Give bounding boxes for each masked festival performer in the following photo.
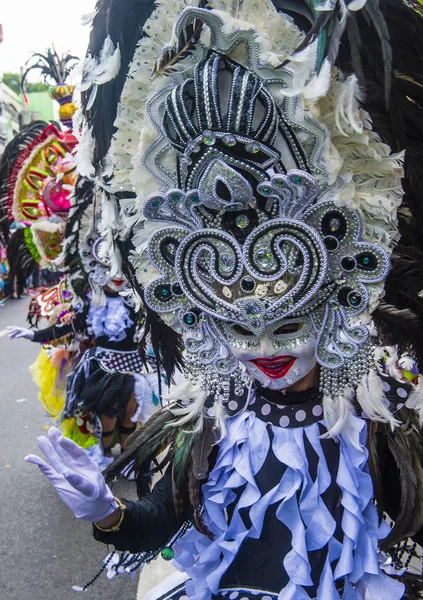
[9,214,160,469]
[25,0,423,598]
[0,53,101,445]
[21,179,99,450]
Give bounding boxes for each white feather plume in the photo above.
[75,125,95,177]
[356,368,400,429]
[334,74,364,136]
[80,37,121,111]
[321,385,362,448]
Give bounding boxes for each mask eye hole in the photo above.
[216,180,232,203]
[230,324,255,337]
[273,322,303,335]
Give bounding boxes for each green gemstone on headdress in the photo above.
[292,176,302,185]
[349,293,361,306]
[151,199,160,208]
[246,142,260,154]
[183,312,196,325]
[191,194,200,204]
[202,130,216,146]
[236,215,249,229]
[161,547,175,561]
[222,134,237,147]
[256,249,272,267]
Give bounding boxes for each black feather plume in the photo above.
[103,408,176,483]
[366,419,384,519]
[381,429,417,548]
[141,305,184,383]
[62,177,94,299]
[372,303,423,372]
[7,229,37,291]
[191,419,215,481]
[82,0,157,167]
[21,47,78,92]
[362,0,392,107]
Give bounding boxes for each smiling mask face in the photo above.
[228,317,317,390]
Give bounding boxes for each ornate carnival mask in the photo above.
[81,229,112,289]
[97,5,402,401]
[80,228,129,298]
[137,25,393,399]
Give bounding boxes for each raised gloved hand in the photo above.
[25,428,118,522]
[7,326,35,340]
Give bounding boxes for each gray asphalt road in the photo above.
[0,298,139,600]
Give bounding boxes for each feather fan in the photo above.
[0,121,51,234]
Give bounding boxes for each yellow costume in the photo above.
[29,348,97,449]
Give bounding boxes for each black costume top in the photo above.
[93,384,416,599]
[32,289,138,351]
[32,290,145,420]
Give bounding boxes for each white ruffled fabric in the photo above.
[87,296,133,342]
[173,411,405,600]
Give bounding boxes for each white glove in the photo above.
[25,428,118,522]
[7,326,34,340]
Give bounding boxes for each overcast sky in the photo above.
[0,0,97,80]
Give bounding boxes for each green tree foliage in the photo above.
[25,82,48,93]
[2,73,48,95]
[2,72,20,94]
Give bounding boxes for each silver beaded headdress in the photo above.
[143,47,392,399]
[81,228,111,287]
[78,196,113,305]
[81,0,404,424]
